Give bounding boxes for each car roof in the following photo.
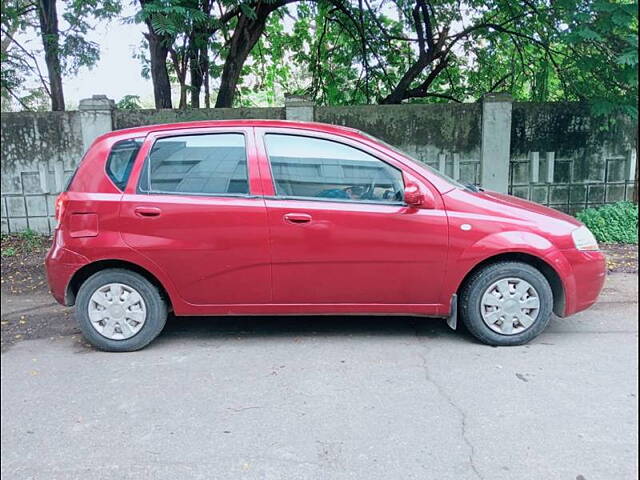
[89,118,457,195]
[99,119,362,142]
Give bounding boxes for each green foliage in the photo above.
[576,202,639,244]
[18,229,45,250]
[116,95,143,110]
[1,0,41,109]
[1,247,17,257]
[240,0,638,115]
[0,230,49,257]
[1,0,122,110]
[237,12,301,106]
[1,232,17,257]
[2,0,639,113]
[557,0,638,118]
[141,1,209,36]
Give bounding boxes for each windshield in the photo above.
[361,131,468,190]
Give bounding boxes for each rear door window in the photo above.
[139,133,248,196]
[106,139,143,190]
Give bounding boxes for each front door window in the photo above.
[264,134,404,203]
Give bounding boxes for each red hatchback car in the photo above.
[45,120,606,351]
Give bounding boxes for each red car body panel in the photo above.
[45,119,606,320]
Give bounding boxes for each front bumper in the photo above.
[562,249,607,316]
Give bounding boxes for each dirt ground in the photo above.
[1,233,52,295]
[601,243,639,274]
[1,233,637,351]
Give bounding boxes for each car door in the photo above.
[119,127,271,306]
[255,128,449,308]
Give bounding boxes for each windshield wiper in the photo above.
[464,183,482,193]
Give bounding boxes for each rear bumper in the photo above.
[45,232,89,306]
[561,249,607,316]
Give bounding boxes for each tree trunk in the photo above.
[179,84,187,109]
[380,59,427,104]
[215,55,245,108]
[146,29,173,108]
[189,34,202,108]
[169,49,188,109]
[140,0,172,109]
[203,46,210,108]
[215,1,292,108]
[37,0,64,111]
[145,29,172,108]
[634,136,638,204]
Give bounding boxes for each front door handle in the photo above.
[134,206,162,217]
[283,213,312,224]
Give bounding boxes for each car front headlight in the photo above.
[571,226,599,251]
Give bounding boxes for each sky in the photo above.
[62,7,154,107]
[12,3,409,110]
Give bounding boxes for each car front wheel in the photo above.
[75,269,168,352]
[459,261,553,346]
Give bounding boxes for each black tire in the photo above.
[75,268,167,352]
[459,261,553,346]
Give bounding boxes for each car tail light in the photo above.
[55,193,68,222]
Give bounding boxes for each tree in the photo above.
[1,0,121,111]
[116,94,143,109]
[138,0,301,109]
[215,0,300,107]
[1,1,44,109]
[277,0,637,116]
[138,0,176,108]
[555,0,638,117]
[5,0,636,113]
[37,0,65,110]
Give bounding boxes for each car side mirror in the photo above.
[404,183,422,205]
[404,183,436,209]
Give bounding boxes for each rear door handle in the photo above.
[283,213,312,224]
[134,206,162,217]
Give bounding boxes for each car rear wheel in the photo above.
[75,269,167,352]
[459,261,553,346]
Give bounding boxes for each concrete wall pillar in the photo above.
[545,151,556,184]
[480,93,513,193]
[78,94,115,151]
[529,152,540,184]
[284,94,314,122]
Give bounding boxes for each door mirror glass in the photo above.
[404,183,423,206]
[404,183,436,209]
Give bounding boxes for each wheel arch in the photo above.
[456,252,566,317]
[66,259,174,311]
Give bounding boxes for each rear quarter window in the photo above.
[106,139,143,190]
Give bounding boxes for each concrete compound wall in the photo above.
[1,111,84,234]
[113,106,285,129]
[315,102,483,185]
[1,94,636,234]
[508,102,637,214]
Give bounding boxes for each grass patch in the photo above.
[18,229,44,250]
[576,202,638,244]
[1,230,51,258]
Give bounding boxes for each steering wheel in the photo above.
[360,180,377,200]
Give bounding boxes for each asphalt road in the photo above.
[1,274,638,480]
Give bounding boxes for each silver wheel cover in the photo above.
[88,283,147,340]
[480,277,540,335]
